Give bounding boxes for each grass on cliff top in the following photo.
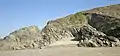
[83,4,120,18]
[47,12,87,28]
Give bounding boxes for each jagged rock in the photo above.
[41,12,87,45]
[85,13,120,38]
[83,4,120,38]
[0,26,44,50]
[77,26,120,47]
[1,4,120,50]
[0,12,88,50]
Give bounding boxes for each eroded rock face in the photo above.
[41,12,87,45]
[85,13,120,38]
[0,26,44,50]
[0,12,88,50]
[77,26,120,47]
[83,4,120,38]
[0,4,120,50]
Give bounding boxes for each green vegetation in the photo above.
[69,12,87,25]
[83,4,120,18]
[47,12,87,28]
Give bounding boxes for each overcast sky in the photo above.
[0,0,120,37]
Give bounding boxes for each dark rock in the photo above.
[77,26,120,47]
[83,4,120,38]
[86,13,120,38]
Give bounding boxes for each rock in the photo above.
[0,12,88,50]
[77,26,120,47]
[1,4,120,50]
[85,13,120,38]
[41,12,87,44]
[83,4,120,38]
[0,26,44,50]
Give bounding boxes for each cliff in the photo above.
[0,4,120,50]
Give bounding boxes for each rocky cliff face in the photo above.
[77,26,120,47]
[41,12,87,45]
[86,13,120,37]
[0,4,120,50]
[77,4,120,47]
[0,26,44,50]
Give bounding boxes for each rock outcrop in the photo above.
[86,13,120,38]
[41,4,120,47]
[0,12,88,50]
[41,12,87,45]
[77,26,120,47]
[0,4,120,50]
[0,26,44,50]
